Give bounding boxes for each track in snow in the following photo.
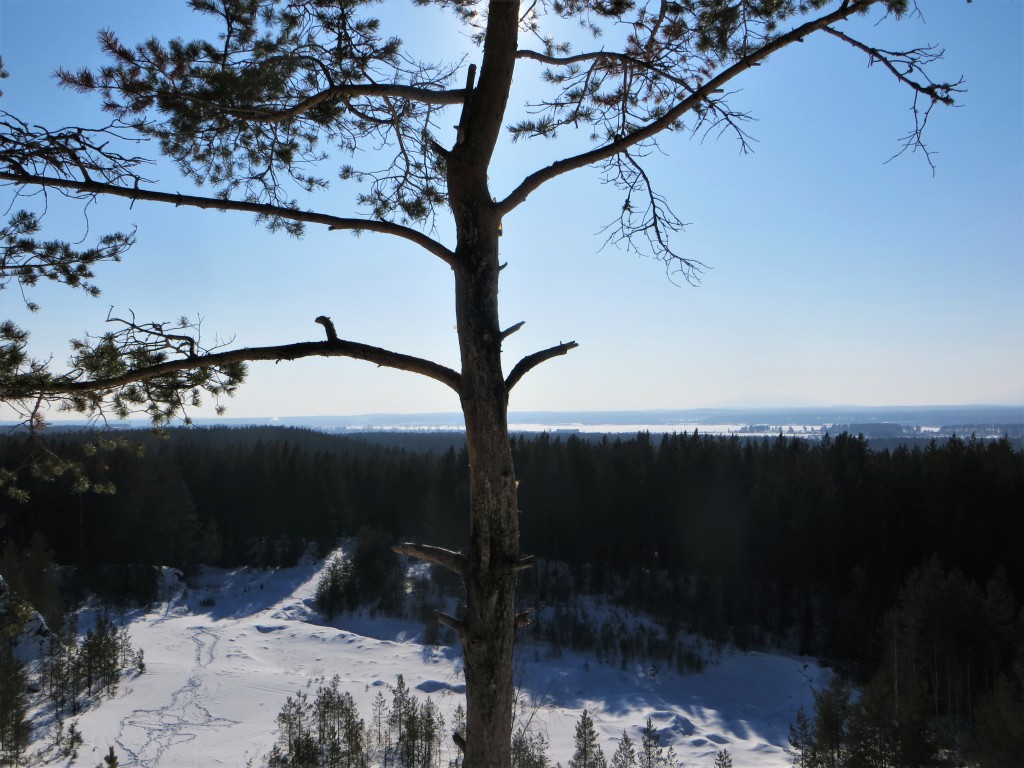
[113,627,238,767]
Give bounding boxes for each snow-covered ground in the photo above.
[25,554,829,767]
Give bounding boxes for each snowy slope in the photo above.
[26,555,829,767]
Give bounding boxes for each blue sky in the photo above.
[1,0,1022,420]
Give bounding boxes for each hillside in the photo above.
[22,553,828,768]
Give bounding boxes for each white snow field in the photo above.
[27,554,829,767]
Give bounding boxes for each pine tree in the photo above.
[315,554,350,620]
[0,0,968,759]
[786,706,814,768]
[511,726,549,768]
[368,690,389,766]
[0,533,62,632]
[971,671,1024,768]
[449,703,467,768]
[638,719,662,768]
[271,692,316,767]
[55,719,84,761]
[340,690,368,768]
[0,643,31,766]
[610,731,637,768]
[812,677,851,768]
[418,698,443,768]
[713,749,732,768]
[389,674,416,766]
[569,710,607,768]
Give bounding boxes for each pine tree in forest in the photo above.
[309,675,366,768]
[368,690,389,765]
[813,676,851,768]
[54,720,84,761]
[389,673,417,766]
[638,719,662,768]
[786,706,814,768]
[511,725,549,768]
[610,731,637,768]
[0,534,62,632]
[786,679,850,768]
[0,643,31,766]
[569,710,607,768]
[450,703,467,768]
[315,554,351,619]
[971,669,1024,768]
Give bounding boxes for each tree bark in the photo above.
[447,2,523,764]
[452,203,519,768]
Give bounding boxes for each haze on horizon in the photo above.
[0,0,1021,423]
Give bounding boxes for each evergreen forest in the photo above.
[1,427,1022,765]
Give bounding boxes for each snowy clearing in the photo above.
[26,554,828,767]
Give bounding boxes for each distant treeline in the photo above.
[1,427,1021,663]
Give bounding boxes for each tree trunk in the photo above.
[453,205,519,767]
[447,2,522,760]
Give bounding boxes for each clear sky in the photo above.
[1,0,1022,420]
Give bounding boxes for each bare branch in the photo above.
[497,0,879,216]
[824,26,965,172]
[455,64,478,148]
[512,555,536,572]
[36,335,462,397]
[393,542,468,576]
[505,341,579,392]
[516,48,696,93]
[598,146,706,282]
[105,308,198,359]
[436,611,466,638]
[314,315,339,342]
[0,111,151,187]
[516,49,621,67]
[500,321,525,340]
[824,27,962,107]
[221,83,466,125]
[0,171,456,266]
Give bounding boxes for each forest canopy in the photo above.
[2,427,1020,657]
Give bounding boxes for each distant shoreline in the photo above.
[5,404,1021,442]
